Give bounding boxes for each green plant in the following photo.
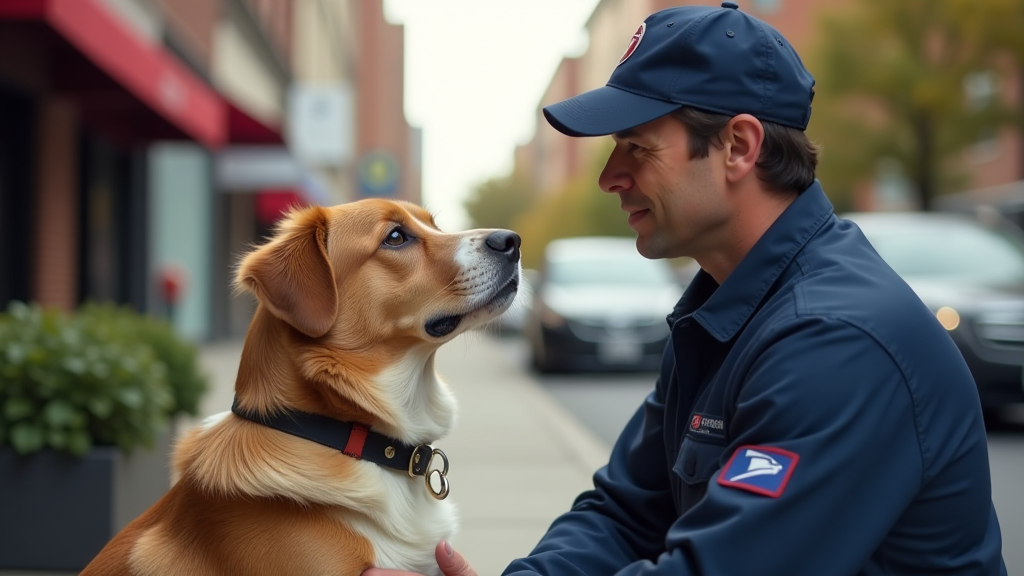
[77,302,207,417]
[0,302,179,456]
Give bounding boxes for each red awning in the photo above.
[255,189,308,225]
[0,0,226,148]
[226,100,284,145]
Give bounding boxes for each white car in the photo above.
[524,237,684,373]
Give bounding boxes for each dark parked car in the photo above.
[844,211,1024,422]
[525,237,684,373]
[493,269,537,335]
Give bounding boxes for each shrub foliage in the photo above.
[0,301,208,456]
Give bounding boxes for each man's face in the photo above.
[598,113,728,260]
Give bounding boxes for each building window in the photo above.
[963,71,1000,162]
[751,0,781,14]
[964,70,998,112]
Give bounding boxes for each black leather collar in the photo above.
[230,398,438,478]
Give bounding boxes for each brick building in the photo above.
[0,0,419,340]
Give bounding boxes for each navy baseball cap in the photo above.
[543,2,816,136]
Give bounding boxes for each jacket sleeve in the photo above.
[505,316,924,576]
[502,352,681,576]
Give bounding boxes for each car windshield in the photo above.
[547,255,675,287]
[861,220,1024,285]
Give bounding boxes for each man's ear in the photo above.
[235,206,338,338]
[722,114,764,183]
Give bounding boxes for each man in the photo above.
[366,3,1007,574]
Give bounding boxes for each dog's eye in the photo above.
[383,228,410,247]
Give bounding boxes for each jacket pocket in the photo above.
[672,437,727,485]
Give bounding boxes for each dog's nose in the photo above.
[485,230,521,263]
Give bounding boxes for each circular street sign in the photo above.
[357,149,400,197]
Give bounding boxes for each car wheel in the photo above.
[530,340,556,374]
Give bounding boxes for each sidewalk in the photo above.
[191,332,612,576]
[427,333,611,575]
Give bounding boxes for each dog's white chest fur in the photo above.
[346,355,459,574]
[343,471,457,576]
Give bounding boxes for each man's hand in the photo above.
[361,541,478,576]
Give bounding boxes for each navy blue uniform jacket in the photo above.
[504,183,1007,575]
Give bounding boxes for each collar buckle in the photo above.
[408,445,450,500]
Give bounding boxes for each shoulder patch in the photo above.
[717,445,799,498]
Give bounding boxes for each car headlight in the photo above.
[936,306,961,331]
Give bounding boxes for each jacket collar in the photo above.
[667,180,834,341]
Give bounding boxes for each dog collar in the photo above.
[230,398,450,500]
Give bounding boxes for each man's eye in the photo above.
[626,142,643,154]
[383,229,410,247]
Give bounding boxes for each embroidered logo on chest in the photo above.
[689,412,726,439]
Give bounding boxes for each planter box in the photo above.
[0,430,172,572]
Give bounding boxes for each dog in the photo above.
[80,199,521,576]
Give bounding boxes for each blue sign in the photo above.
[357,149,400,197]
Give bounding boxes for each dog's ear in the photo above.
[236,206,338,338]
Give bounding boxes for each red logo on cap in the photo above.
[618,22,646,66]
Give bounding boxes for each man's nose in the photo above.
[597,148,632,193]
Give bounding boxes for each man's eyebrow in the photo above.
[612,129,639,140]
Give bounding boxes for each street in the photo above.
[491,334,1024,575]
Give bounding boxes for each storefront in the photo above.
[0,0,226,320]
[0,83,35,308]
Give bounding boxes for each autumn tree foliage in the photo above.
[808,0,1022,210]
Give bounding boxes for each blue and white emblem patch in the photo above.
[717,445,799,498]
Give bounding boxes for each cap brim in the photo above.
[542,86,681,137]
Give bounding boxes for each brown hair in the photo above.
[672,107,819,194]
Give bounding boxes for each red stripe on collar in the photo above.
[343,423,369,458]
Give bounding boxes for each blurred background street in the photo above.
[1,0,1023,573]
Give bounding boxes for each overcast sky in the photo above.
[384,0,601,231]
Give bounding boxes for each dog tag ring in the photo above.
[425,448,450,500]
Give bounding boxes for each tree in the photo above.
[462,167,537,231]
[511,145,632,269]
[807,0,1015,210]
[979,0,1024,177]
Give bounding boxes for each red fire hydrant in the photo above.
[158,264,187,323]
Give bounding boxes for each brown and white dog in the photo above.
[80,199,521,576]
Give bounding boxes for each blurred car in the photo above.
[492,268,537,335]
[843,210,1024,421]
[525,237,684,373]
